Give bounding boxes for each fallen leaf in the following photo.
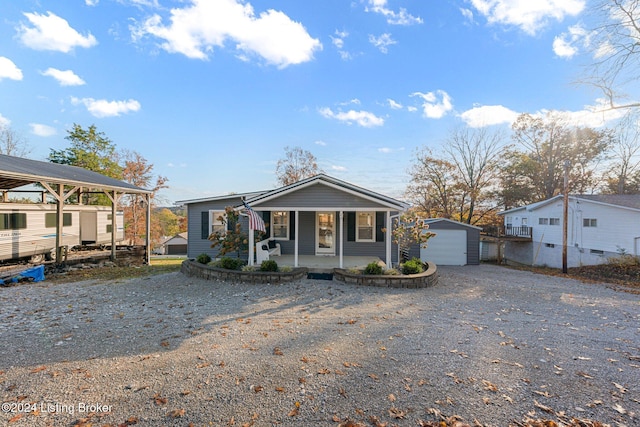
[153,393,167,405]
[534,399,554,414]
[30,366,46,374]
[287,408,299,417]
[167,408,186,418]
[613,403,627,414]
[388,393,396,402]
[613,382,627,394]
[388,407,406,419]
[273,347,284,356]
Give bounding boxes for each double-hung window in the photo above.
[271,211,289,240]
[549,218,560,226]
[210,210,226,234]
[583,218,597,227]
[356,212,375,242]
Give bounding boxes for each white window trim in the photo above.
[356,211,376,243]
[271,211,289,240]
[209,210,226,234]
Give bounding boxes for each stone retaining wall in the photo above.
[333,262,438,288]
[181,259,308,284]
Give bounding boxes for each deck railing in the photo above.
[482,225,532,239]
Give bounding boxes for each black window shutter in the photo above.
[201,211,209,239]
[262,211,270,237]
[347,212,355,241]
[289,211,295,240]
[376,212,385,242]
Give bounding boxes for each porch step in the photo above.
[307,268,334,280]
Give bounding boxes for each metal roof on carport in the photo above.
[0,154,151,194]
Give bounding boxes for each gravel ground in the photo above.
[0,264,638,427]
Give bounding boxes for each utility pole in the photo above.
[562,160,570,274]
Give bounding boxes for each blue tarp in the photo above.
[0,265,45,285]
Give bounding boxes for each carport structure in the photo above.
[0,154,152,264]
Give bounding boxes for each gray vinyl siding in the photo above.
[186,197,245,259]
[276,211,316,255]
[255,183,394,210]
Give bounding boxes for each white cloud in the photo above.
[318,107,384,127]
[331,165,347,171]
[365,0,423,25]
[41,68,86,86]
[331,30,352,60]
[314,140,327,146]
[468,0,585,35]
[86,0,99,5]
[411,90,453,119]
[0,57,23,81]
[0,114,10,127]
[338,98,361,106]
[387,98,403,109]
[460,104,519,127]
[378,147,404,153]
[71,97,141,118]
[29,123,57,137]
[553,24,589,58]
[369,33,396,53]
[133,0,322,68]
[407,106,418,112]
[549,99,627,128]
[460,8,474,23]
[18,11,97,52]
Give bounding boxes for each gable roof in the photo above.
[177,190,265,206]
[423,218,482,230]
[245,174,409,211]
[499,194,640,215]
[0,154,150,194]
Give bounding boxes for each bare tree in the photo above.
[583,0,640,110]
[443,126,505,224]
[604,110,640,193]
[0,124,31,157]
[407,127,505,225]
[275,146,321,186]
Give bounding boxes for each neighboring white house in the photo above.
[498,194,640,268]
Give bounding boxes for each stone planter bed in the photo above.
[333,261,438,288]
[180,259,308,284]
[182,258,438,288]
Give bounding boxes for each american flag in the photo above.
[243,201,266,232]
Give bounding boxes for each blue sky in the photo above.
[0,0,630,205]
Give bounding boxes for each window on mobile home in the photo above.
[45,213,72,227]
[0,213,27,230]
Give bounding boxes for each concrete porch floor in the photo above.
[272,255,383,272]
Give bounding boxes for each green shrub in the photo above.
[217,256,245,270]
[383,268,400,275]
[364,262,384,275]
[196,253,211,264]
[402,257,424,275]
[279,265,292,273]
[241,265,257,272]
[260,260,279,272]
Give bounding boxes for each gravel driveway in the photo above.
[0,264,638,426]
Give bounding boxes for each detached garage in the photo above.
[411,219,480,266]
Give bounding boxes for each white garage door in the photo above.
[420,229,467,266]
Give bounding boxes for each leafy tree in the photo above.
[209,206,264,258]
[504,112,611,204]
[121,150,168,245]
[49,124,122,179]
[155,208,181,238]
[392,211,436,263]
[582,0,640,111]
[275,146,321,186]
[0,124,31,157]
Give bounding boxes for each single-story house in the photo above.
[176,174,410,268]
[410,219,481,266]
[156,232,188,255]
[498,194,640,268]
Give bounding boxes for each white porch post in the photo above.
[339,211,344,269]
[248,228,254,266]
[385,210,392,268]
[294,210,299,267]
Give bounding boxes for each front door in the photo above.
[316,212,335,255]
